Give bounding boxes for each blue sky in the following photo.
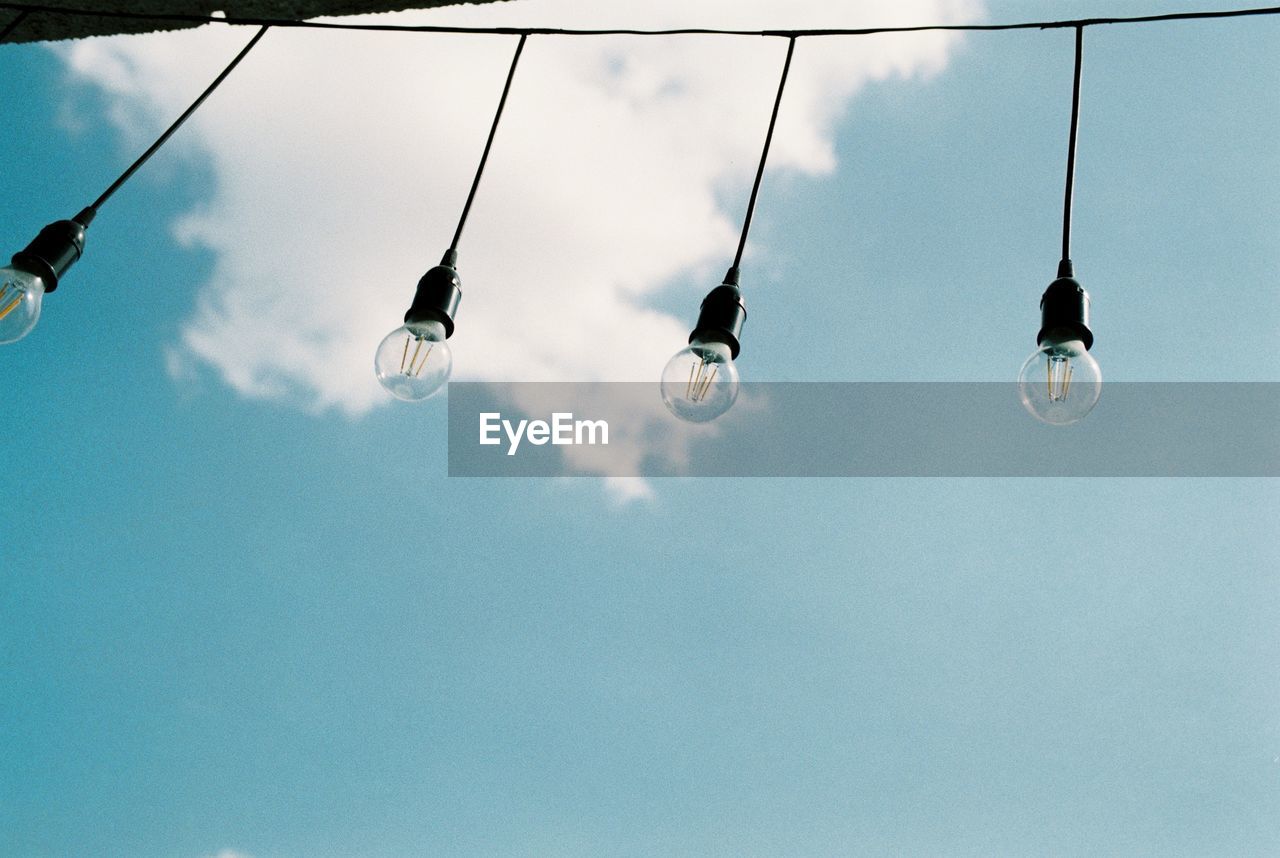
[2,1,1278,855]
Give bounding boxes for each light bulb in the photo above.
[661,336,740,422]
[0,265,45,344]
[1,215,90,345]
[1018,337,1101,425]
[375,319,452,401]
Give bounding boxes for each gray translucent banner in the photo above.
[447,383,1280,477]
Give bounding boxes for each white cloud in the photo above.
[200,850,252,858]
[602,476,656,504]
[53,0,982,418]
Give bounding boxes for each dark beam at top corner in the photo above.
[0,0,510,44]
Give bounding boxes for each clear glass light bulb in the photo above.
[661,336,740,422]
[1017,338,1101,425]
[375,319,452,401]
[0,265,45,344]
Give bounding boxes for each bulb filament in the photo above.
[686,357,719,402]
[399,333,434,378]
[1046,354,1074,401]
[0,283,24,322]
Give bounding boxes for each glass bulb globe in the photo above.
[661,337,740,422]
[375,319,452,401]
[1017,338,1101,425]
[0,265,45,344]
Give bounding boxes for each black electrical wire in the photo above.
[0,2,1277,38]
[0,8,27,41]
[1060,26,1083,275]
[733,36,795,273]
[450,32,526,255]
[78,24,269,225]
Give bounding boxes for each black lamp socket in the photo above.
[689,270,747,359]
[10,217,88,293]
[1037,274,1093,350]
[404,251,462,337]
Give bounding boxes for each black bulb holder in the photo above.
[689,267,747,359]
[10,209,93,294]
[404,248,462,337]
[1037,259,1093,350]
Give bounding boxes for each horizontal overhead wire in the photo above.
[0,2,1279,38]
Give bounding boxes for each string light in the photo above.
[2,4,1276,419]
[660,37,796,423]
[0,25,269,344]
[1017,26,1102,426]
[374,33,527,402]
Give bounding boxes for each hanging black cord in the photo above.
[1060,25,1083,276]
[731,35,796,274]
[0,8,28,41]
[449,33,527,255]
[76,24,269,226]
